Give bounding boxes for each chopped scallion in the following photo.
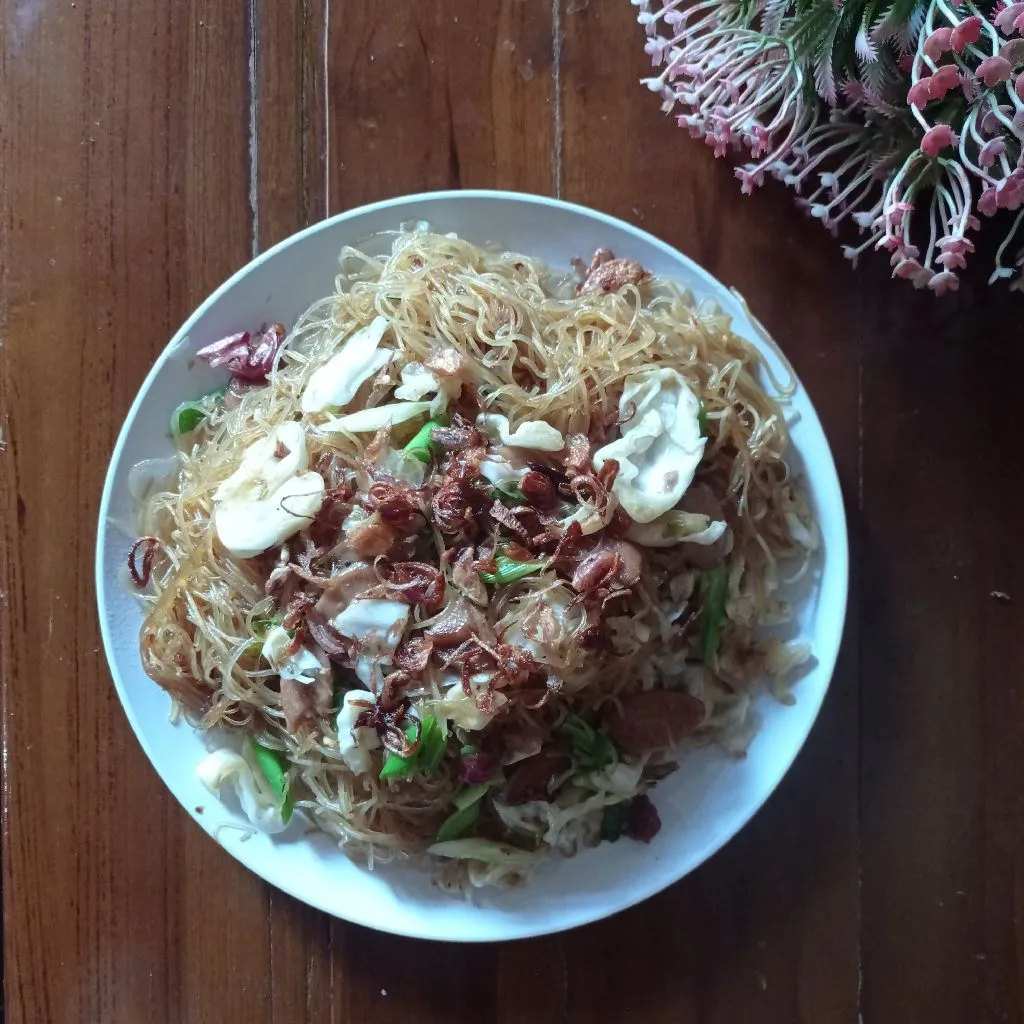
[699,564,728,662]
[561,714,616,773]
[169,386,227,437]
[403,415,449,463]
[249,738,294,823]
[379,715,447,781]
[434,783,491,842]
[479,553,546,587]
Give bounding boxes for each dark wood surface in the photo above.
[0,1,1019,1021]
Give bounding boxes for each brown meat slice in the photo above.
[577,249,648,295]
[280,669,333,735]
[314,562,378,620]
[571,539,643,592]
[500,749,572,805]
[604,690,706,752]
[678,483,730,569]
[425,597,496,648]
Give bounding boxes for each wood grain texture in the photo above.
[1,0,1019,1021]
[323,0,556,209]
[858,277,1024,1024]
[558,4,860,1022]
[0,3,269,1023]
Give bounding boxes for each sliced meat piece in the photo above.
[577,249,648,295]
[571,539,643,592]
[280,672,333,735]
[563,433,592,476]
[604,690,706,752]
[425,597,496,648]
[679,483,730,569]
[500,749,572,805]
[315,562,379,620]
[452,546,488,606]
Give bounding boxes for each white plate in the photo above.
[96,190,848,942]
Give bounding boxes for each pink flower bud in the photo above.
[705,132,729,158]
[931,64,961,96]
[907,79,934,107]
[1017,73,1024,100]
[920,123,959,156]
[978,55,1014,85]
[928,271,960,295]
[937,249,968,271]
[735,168,763,195]
[885,201,913,228]
[980,138,1007,168]
[995,2,1024,34]
[950,16,983,50]
[979,186,999,215]
[911,268,935,290]
[1001,38,1024,62]
[999,173,1024,209]
[923,27,954,60]
[892,258,924,280]
[939,236,975,257]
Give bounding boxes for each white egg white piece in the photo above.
[477,413,564,452]
[335,689,383,773]
[592,367,706,523]
[215,473,324,559]
[331,599,410,688]
[214,421,309,502]
[261,626,328,684]
[300,316,393,414]
[213,423,325,558]
[196,748,288,834]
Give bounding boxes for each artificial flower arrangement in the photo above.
[634,0,1024,294]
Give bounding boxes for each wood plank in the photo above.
[250,3,337,1019]
[315,5,564,1022]
[0,3,272,1022]
[858,273,1024,1023]
[254,0,329,250]
[558,3,861,1021]
[25,1,1024,1021]
[323,0,556,211]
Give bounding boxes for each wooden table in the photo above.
[2,2,1021,1021]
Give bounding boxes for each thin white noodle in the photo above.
[132,229,816,881]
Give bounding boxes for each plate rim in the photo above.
[95,188,850,941]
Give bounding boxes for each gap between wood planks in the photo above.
[245,0,564,259]
[248,0,260,258]
[552,0,563,198]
